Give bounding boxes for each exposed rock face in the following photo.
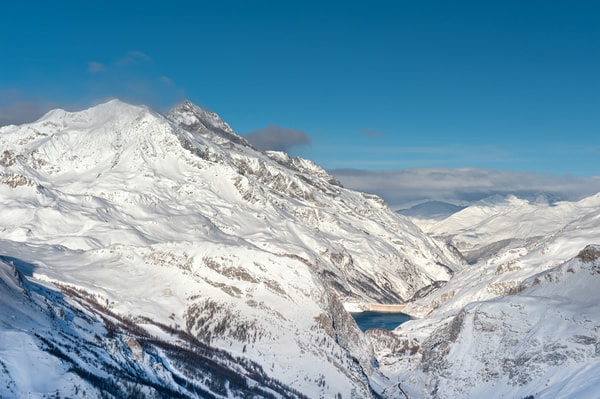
[576,244,600,263]
[167,99,254,148]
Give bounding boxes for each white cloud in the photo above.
[331,167,600,209]
[117,50,152,66]
[159,76,175,86]
[82,51,182,109]
[87,61,104,73]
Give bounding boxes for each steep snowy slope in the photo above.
[0,255,310,399]
[389,245,600,399]
[0,99,462,397]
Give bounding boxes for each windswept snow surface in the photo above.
[0,99,462,397]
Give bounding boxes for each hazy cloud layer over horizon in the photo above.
[244,125,311,152]
[331,168,600,209]
[0,89,63,126]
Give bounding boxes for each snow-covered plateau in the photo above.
[0,99,598,398]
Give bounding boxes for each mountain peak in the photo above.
[33,99,149,128]
[0,99,176,180]
[168,100,252,148]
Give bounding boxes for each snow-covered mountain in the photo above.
[0,99,462,398]
[418,193,600,262]
[4,99,598,398]
[369,191,600,398]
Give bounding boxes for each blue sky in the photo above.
[1,1,599,205]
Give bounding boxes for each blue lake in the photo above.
[351,311,411,331]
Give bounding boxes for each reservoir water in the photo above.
[351,311,411,331]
